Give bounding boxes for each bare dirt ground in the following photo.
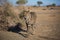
[0,7,60,40]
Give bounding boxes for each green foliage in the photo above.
[52,3,56,6]
[16,0,28,5]
[37,1,43,6]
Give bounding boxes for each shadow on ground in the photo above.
[7,23,28,38]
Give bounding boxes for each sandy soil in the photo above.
[0,7,60,40]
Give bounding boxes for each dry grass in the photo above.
[0,6,60,40]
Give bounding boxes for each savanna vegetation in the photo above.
[0,0,60,40]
